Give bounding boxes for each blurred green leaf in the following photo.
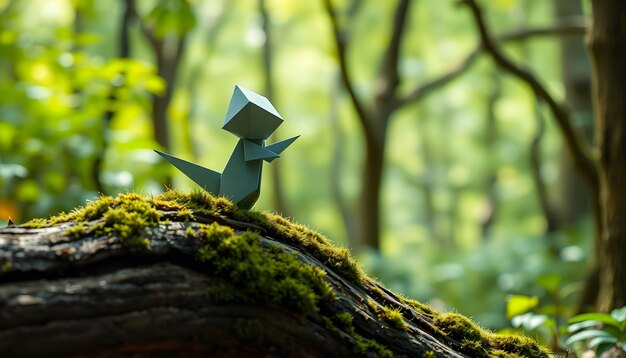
[568,319,600,333]
[147,0,196,37]
[610,306,626,323]
[536,273,561,294]
[569,313,619,328]
[0,163,28,179]
[565,329,613,345]
[511,312,549,331]
[16,180,40,202]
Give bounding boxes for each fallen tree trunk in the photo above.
[0,191,549,357]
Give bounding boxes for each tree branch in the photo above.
[376,0,412,103]
[460,0,598,191]
[394,50,480,109]
[393,17,588,110]
[322,0,371,132]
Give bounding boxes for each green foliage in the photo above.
[566,307,626,355]
[505,274,571,352]
[146,0,196,37]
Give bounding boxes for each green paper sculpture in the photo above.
[155,85,299,209]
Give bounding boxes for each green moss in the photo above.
[402,297,437,317]
[422,351,436,358]
[23,218,48,228]
[487,334,550,357]
[24,193,162,251]
[158,189,366,284]
[381,306,408,330]
[1,259,11,273]
[95,196,161,251]
[334,312,354,329]
[322,313,393,357]
[191,222,335,314]
[232,319,262,340]
[366,298,379,313]
[365,299,408,330]
[177,207,194,221]
[435,313,550,357]
[64,222,86,238]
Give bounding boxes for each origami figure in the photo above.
[155,85,299,209]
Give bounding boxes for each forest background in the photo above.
[0,0,599,339]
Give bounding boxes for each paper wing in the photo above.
[154,150,221,194]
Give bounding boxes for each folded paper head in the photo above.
[222,85,284,140]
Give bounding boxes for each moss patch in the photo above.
[1,259,11,273]
[24,193,161,251]
[157,190,366,284]
[232,319,262,340]
[191,222,335,314]
[322,313,393,357]
[435,313,550,357]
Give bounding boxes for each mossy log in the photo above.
[0,191,549,357]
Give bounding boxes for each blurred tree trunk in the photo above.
[260,0,290,216]
[554,0,594,227]
[129,0,189,188]
[324,0,411,251]
[359,115,389,250]
[554,0,599,312]
[588,0,626,311]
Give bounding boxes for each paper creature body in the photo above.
[155,85,299,209]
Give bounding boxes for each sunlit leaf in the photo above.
[145,76,166,96]
[506,295,538,319]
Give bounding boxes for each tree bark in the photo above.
[588,0,626,311]
[0,199,550,357]
[357,120,388,250]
